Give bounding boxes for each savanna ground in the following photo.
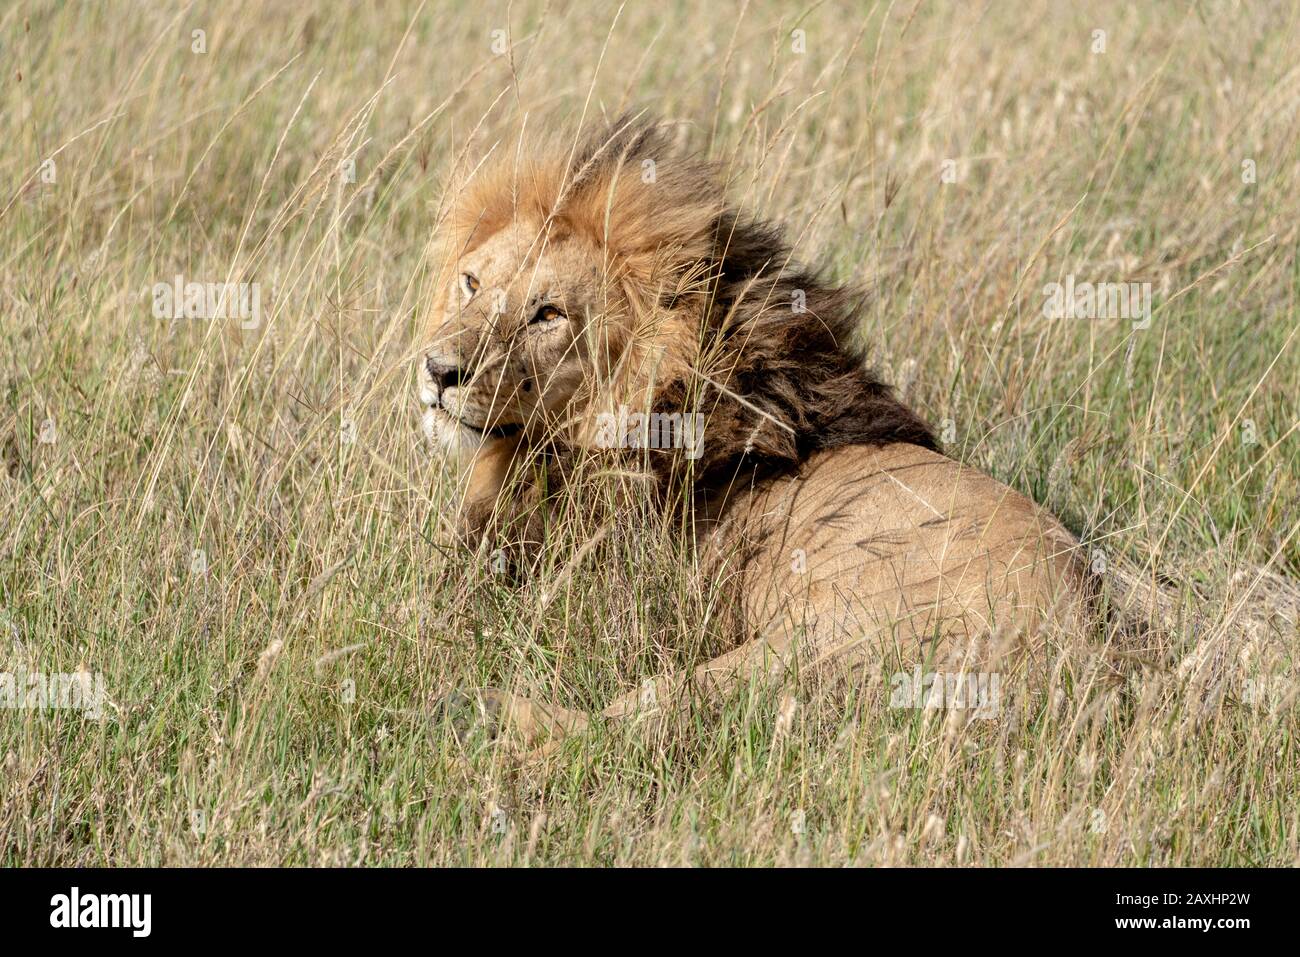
[1,0,1298,866]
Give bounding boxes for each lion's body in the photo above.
[420,116,1094,750]
[703,443,1088,680]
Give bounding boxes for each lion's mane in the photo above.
[441,114,936,504]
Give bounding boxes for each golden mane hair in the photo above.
[437,114,936,499]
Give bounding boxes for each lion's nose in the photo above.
[425,356,469,394]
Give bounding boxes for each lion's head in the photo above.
[420,114,935,496]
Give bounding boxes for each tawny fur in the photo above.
[420,115,1091,753]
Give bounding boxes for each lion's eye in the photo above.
[529,305,565,326]
[460,273,480,298]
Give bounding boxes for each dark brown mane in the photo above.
[567,115,937,494]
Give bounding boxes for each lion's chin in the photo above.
[423,406,525,469]
[422,406,483,461]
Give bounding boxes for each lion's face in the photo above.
[420,220,617,453]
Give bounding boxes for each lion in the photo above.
[420,115,1092,753]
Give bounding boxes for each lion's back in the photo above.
[708,443,1092,668]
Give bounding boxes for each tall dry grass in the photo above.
[0,0,1297,865]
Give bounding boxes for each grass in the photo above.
[1,0,1297,866]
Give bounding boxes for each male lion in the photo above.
[421,115,1090,751]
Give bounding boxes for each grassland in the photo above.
[1,0,1297,865]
